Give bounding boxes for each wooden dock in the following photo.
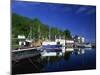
[12,47,41,61]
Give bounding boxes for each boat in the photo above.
[41,41,62,52]
[77,43,92,48]
[41,27,64,52]
[84,44,92,48]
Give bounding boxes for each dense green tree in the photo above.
[12,13,72,41]
[63,29,72,39]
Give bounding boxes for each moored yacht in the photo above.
[41,41,63,52]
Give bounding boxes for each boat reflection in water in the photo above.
[12,48,96,74]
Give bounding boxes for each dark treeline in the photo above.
[12,13,72,40]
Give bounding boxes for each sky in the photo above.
[12,0,96,42]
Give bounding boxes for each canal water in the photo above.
[12,48,96,74]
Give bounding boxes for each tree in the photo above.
[12,13,72,41]
[63,29,72,39]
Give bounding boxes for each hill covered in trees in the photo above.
[12,13,72,40]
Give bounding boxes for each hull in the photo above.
[42,45,62,52]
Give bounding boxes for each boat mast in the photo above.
[26,24,33,42]
[38,24,40,40]
[49,27,51,41]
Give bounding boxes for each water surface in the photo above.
[12,48,96,74]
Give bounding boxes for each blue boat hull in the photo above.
[42,45,62,52]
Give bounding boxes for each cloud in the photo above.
[86,8,96,15]
[76,6,96,15]
[76,6,88,14]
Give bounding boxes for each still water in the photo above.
[12,48,96,74]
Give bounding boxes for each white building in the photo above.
[17,35,26,46]
[74,36,85,43]
[18,35,25,39]
[81,37,85,43]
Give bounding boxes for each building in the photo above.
[17,35,26,46]
[74,35,85,44]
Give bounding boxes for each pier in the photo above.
[12,47,41,62]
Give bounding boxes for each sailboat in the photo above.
[25,24,42,47]
[22,25,34,48]
[41,28,63,52]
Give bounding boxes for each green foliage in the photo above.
[12,13,72,40]
[12,13,32,37]
[63,29,72,39]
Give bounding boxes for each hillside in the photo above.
[12,13,72,40]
